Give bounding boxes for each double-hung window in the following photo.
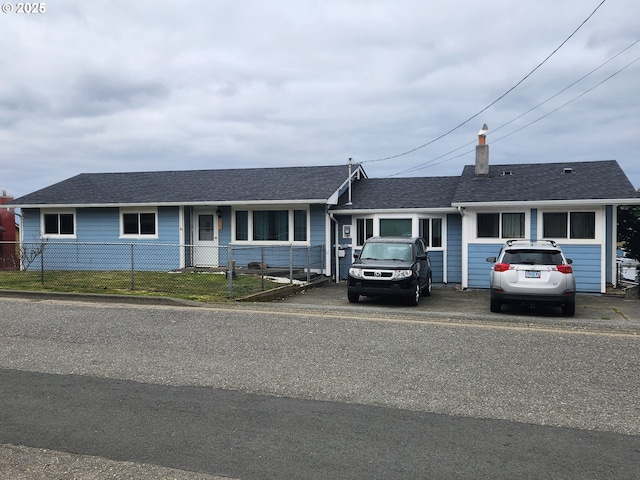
[43,211,76,237]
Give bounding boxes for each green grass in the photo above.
[0,270,281,303]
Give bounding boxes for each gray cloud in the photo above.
[1,0,639,197]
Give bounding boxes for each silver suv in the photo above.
[486,240,576,316]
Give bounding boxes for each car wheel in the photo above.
[490,296,502,313]
[424,275,432,297]
[562,301,575,316]
[347,291,359,303]
[408,283,420,306]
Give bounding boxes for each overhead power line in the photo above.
[391,53,640,177]
[361,0,607,165]
[390,36,640,176]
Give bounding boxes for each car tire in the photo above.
[424,275,432,297]
[347,291,359,303]
[562,301,575,316]
[490,296,502,313]
[408,283,420,306]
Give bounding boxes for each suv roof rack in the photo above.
[505,239,557,247]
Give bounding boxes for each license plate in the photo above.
[525,270,541,278]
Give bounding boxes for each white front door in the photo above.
[194,212,219,267]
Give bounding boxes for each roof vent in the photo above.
[563,167,574,174]
[501,170,513,176]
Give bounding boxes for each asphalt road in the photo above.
[1,287,639,478]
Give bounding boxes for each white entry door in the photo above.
[194,212,219,267]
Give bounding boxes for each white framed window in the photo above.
[120,208,158,238]
[419,218,443,248]
[233,207,309,243]
[542,211,596,239]
[476,212,526,239]
[41,210,76,238]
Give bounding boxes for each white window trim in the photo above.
[41,209,77,239]
[472,210,530,243]
[538,207,603,243]
[119,207,159,239]
[231,206,310,245]
[351,214,446,250]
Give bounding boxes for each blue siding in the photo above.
[446,214,462,283]
[560,244,602,293]
[530,208,538,241]
[21,208,40,240]
[468,243,502,288]
[429,250,444,283]
[309,204,326,246]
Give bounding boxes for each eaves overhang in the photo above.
[452,198,640,208]
[330,207,458,215]
[8,199,330,209]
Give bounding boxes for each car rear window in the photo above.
[503,249,563,265]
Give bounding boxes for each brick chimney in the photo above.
[475,124,489,177]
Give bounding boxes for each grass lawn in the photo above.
[0,270,281,303]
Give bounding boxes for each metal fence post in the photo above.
[289,245,293,283]
[227,244,233,298]
[307,245,311,283]
[130,244,135,290]
[40,242,45,286]
[261,246,265,291]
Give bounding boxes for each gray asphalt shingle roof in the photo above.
[334,176,460,210]
[452,160,639,204]
[10,165,353,206]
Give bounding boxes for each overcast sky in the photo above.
[2,0,639,198]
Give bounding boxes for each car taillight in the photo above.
[494,263,510,272]
[557,264,573,274]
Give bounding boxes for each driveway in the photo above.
[275,282,640,334]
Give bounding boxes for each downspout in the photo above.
[457,205,465,217]
[329,212,340,283]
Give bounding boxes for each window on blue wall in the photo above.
[380,218,412,237]
[502,213,525,238]
[294,210,307,241]
[253,210,288,241]
[477,213,499,237]
[543,211,595,239]
[570,212,595,239]
[43,213,75,236]
[478,213,525,238]
[235,211,248,240]
[121,211,157,236]
[356,218,373,245]
[235,208,309,242]
[419,218,443,247]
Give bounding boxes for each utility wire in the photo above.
[361,0,607,164]
[391,53,640,176]
[390,36,640,176]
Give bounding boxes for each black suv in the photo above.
[347,236,432,306]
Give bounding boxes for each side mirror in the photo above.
[353,252,360,259]
[566,258,573,264]
[486,256,497,263]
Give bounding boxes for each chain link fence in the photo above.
[0,241,325,302]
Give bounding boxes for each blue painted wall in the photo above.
[468,243,502,288]
[560,244,601,292]
[446,214,462,284]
